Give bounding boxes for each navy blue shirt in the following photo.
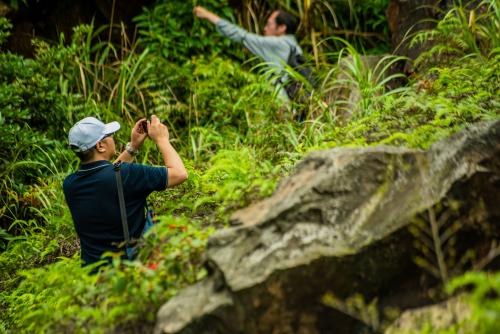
[63,160,167,265]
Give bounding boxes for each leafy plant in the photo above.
[0,17,12,47]
[320,38,408,117]
[444,271,500,334]
[134,0,243,63]
[411,0,500,68]
[0,176,77,291]
[0,227,13,251]
[410,203,465,287]
[0,44,81,229]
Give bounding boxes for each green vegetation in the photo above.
[0,0,499,333]
[444,271,500,334]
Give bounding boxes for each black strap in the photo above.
[113,161,130,246]
[289,45,296,59]
[284,40,297,62]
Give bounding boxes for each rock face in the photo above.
[155,121,500,334]
[385,296,469,334]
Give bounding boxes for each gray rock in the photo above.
[154,121,500,334]
[385,296,469,334]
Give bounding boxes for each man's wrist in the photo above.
[125,142,139,156]
[153,136,169,145]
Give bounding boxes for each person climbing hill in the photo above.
[193,6,305,103]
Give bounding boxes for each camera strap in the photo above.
[113,161,130,246]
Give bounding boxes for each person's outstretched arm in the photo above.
[147,115,188,188]
[193,6,283,61]
[193,6,221,24]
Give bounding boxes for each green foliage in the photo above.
[412,0,500,68]
[139,216,214,282]
[148,148,279,227]
[319,38,408,116]
[53,23,158,123]
[0,177,76,291]
[1,216,212,334]
[0,23,102,211]
[445,271,500,334]
[318,53,500,150]
[0,227,13,251]
[0,17,12,47]
[2,257,152,334]
[134,0,243,63]
[0,48,79,227]
[195,148,275,210]
[188,57,274,127]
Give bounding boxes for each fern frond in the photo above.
[410,30,439,49]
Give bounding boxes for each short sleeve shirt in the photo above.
[63,160,167,265]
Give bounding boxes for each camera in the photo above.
[140,120,148,134]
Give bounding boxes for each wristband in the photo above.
[125,142,139,156]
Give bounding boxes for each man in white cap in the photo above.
[63,115,187,267]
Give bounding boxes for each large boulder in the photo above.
[155,121,500,334]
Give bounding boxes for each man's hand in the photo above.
[146,115,187,188]
[193,6,209,19]
[193,6,221,24]
[130,118,148,151]
[147,115,169,144]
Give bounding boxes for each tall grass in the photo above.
[71,24,161,122]
[318,38,408,117]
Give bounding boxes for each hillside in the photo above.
[0,1,499,333]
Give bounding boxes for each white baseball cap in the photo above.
[68,117,120,152]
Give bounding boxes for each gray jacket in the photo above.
[216,19,303,100]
